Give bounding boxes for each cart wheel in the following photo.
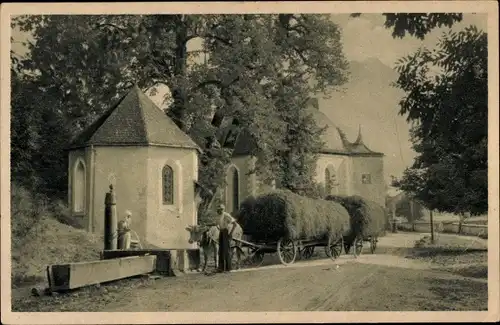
[370,237,377,254]
[250,250,265,267]
[230,246,245,270]
[352,236,363,258]
[277,237,297,265]
[326,236,343,260]
[301,246,315,259]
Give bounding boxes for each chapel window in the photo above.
[73,160,86,213]
[162,164,174,205]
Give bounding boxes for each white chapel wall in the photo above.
[146,146,198,249]
[315,154,351,196]
[91,146,149,240]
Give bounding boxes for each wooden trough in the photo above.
[100,249,201,276]
[46,255,157,292]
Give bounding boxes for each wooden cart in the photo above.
[230,234,344,268]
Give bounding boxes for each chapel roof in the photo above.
[67,86,201,152]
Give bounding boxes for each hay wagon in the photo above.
[325,195,386,257]
[230,233,344,268]
[232,190,351,268]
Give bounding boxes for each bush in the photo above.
[325,195,387,241]
[237,189,351,241]
[297,183,328,200]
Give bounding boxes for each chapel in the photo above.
[66,86,201,249]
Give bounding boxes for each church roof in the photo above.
[341,125,384,156]
[216,100,384,157]
[68,86,201,152]
[305,99,383,156]
[310,109,350,154]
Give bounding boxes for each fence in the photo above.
[396,221,488,239]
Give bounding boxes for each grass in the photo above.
[405,233,488,280]
[11,183,103,288]
[12,217,104,287]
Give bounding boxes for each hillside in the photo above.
[12,216,104,287]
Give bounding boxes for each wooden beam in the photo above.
[47,255,156,292]
[100,249,201,276]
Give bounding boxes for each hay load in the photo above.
[237,190,351,241]
[325,195,387,240]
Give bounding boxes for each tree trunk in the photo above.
[169,15,189,132]
[430,209,435,244]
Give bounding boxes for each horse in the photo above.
[186,223,244,272]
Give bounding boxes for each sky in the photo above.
[10,13,487,183]
[322,13,487,183]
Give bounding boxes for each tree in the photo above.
[351,13,463,39]
[394,196,425,223]
[12,14,349,199]
[11,53,72,198]
[392,25,487,216]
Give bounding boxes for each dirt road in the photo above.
[12,232,488,312]
[13,254,487,312]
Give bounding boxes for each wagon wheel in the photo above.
[326,235,343,260]
[370,237,378,254]
[301,246,315,259]
[230,246,245,270]
[352,236,364,258]
[277,237,297,265]
[249,249,265,267]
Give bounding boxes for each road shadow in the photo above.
[425,277,488,310]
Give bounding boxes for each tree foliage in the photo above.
[350,13,463,40]
[11,14,349,199]
[393,25,487,215]
[394,196,425,222]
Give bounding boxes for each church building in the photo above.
[217,98,386,215]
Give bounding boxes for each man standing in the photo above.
[217,204,236,273]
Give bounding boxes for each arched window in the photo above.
[162,165,174,205]
[225,166,239,214]
[73,160,86,213]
